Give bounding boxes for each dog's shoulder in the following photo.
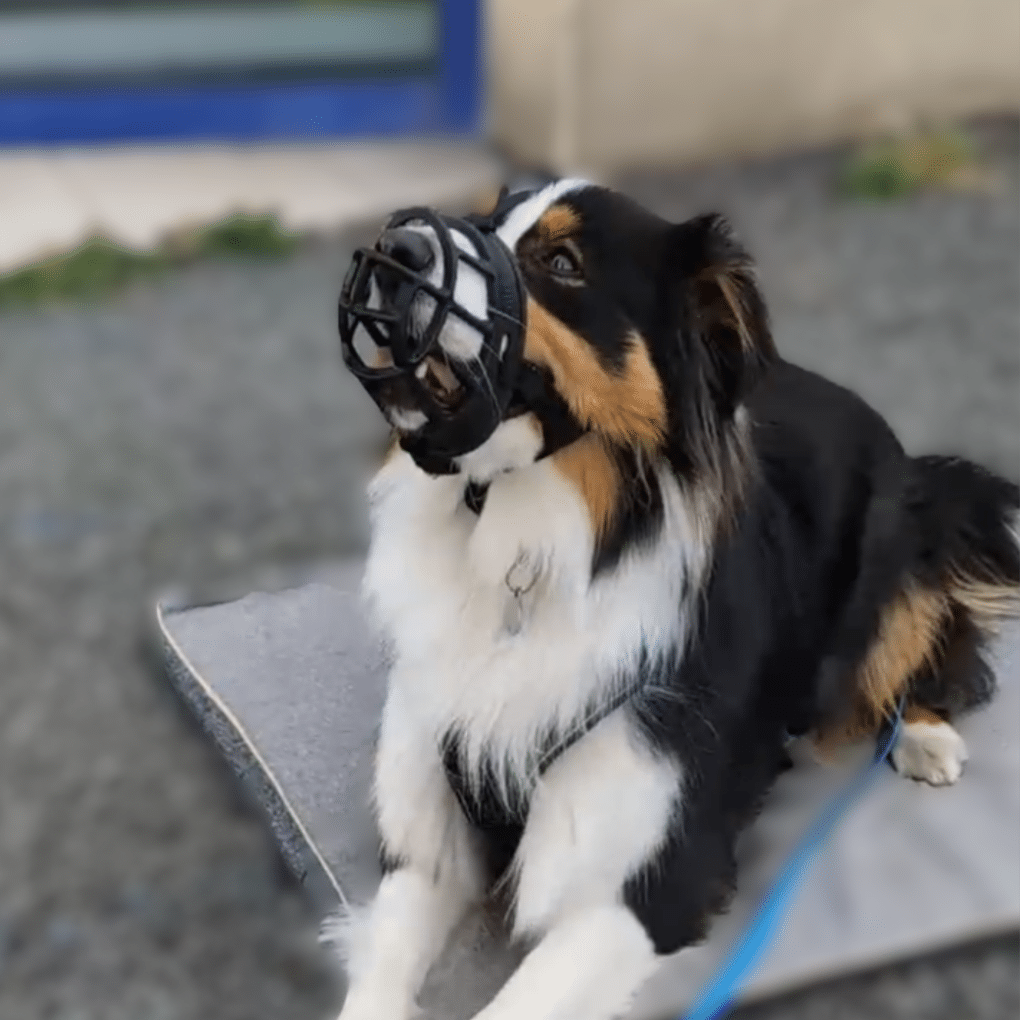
[748,359,896,445]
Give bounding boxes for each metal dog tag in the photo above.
[503,592,526,637]
[503,551,540,637]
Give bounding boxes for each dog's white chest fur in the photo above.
[362,448,698,787]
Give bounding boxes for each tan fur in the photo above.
[693,254,778,370]
[682,263,765,538]
[816,585,951,750]
[712,271,756,354]
[947,570,1020,632]
[553,434,621,540]
[538,204,581,242]
[859,587,950,717]
[902,705,946,726]
[524,300,667,451]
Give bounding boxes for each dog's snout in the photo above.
[379,228,435,275]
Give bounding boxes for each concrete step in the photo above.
[0,140,503,275]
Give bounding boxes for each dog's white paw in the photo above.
[892,720,968,786]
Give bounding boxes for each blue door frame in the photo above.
[0,0,481,146]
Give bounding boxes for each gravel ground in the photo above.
[0,119,1016,1020]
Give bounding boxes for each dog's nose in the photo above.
[378,228,435,275]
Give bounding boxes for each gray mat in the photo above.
[156,561,1020,1020]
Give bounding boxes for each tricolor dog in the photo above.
[330,181,1020,1020]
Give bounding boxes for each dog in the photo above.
[328,179,1020,1020]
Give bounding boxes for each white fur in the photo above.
[472,905,659,1020]
[456,414,545,482]
[404,180,592,363]
[363,448,703,803]
[438,229,489,359]
[399,222,488,362]
[893,720,969,786]
[331,442,704,1019]
[372,683,486,890]
[330,868,476,1020]
[388,407,427,432]
[511,710,680,937]
[329,676,485,1020]
[495,179,592,249]
[451,229,489,317]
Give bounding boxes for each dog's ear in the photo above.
[667,213,777,413]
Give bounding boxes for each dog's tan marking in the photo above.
[537,204,581,242]
[553,434,621,540]
[712,271,756,354]
[525,300,667,450]
[858,587,950,719]
[902,705,946,726]
[816,585,951,751]
[693,247,777,367]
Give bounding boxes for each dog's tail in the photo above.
[892,455,1019,722]
[909,455,1020,631]
[816,454,1019,745]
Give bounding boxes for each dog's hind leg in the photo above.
[887,599,994,786]
[815,456,1019,783]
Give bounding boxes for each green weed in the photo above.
[840,124,981,201]
[0,213,299,311]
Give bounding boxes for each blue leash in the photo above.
[680,702,906,1020]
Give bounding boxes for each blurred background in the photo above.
[0,2,1017,1019]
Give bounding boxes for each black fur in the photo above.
[591,445,666,578]
[491,186,1019,954]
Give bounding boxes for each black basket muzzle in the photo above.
[338,200,529,472]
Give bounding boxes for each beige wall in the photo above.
[487,0,1020,177]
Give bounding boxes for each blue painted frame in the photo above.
[0,0,481,146]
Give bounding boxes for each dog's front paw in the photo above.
[892,720,968,786]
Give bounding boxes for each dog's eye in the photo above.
[546,245,583,279]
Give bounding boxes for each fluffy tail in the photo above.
[909,455,1020,630]
[816,454,1019,744]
